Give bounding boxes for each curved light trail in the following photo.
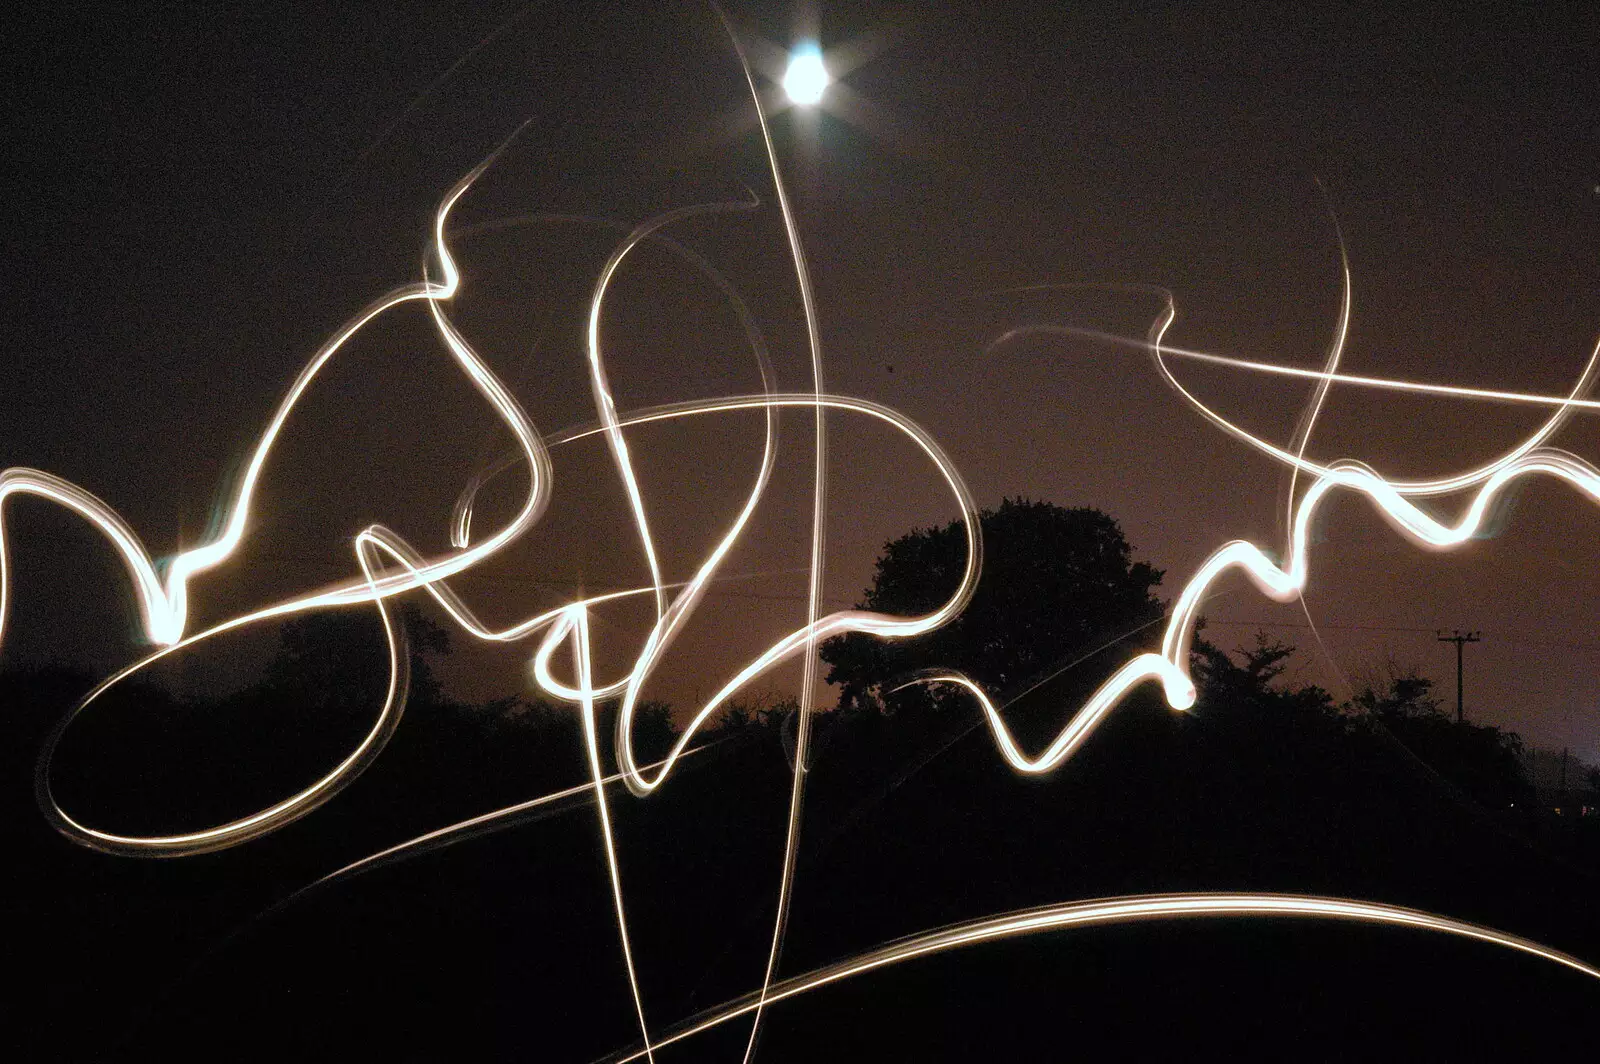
[597,892,1600,1063]
[1,8,1597,1062]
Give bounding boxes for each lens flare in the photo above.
[783,44,829,106]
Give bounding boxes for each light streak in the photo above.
[2,8,1598,1061]
[171,743,723,997]
[993,321,1600,414]
[1,153,553,655]
[723,14,833,1060]
[568,606,657,1061]
[598,892,1600,1062]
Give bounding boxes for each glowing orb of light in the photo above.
[783,44,829,106]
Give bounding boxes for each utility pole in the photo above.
[1561,746,1570,814]
[1437,630,1481,724]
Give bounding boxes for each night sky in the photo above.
[2,0,1598,761]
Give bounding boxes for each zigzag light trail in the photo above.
[3,16,1600,1063]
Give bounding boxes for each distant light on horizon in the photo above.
[783,44,829,106]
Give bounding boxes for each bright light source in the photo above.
[783,45,829,106]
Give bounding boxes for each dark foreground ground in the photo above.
[4,668,1597,1061]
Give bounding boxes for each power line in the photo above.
[1204,619,1437,635]
[1202,618,1600,653]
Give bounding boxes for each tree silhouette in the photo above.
[264,602,451,712]
[1350,667,1532,809]
[1348,665,1440,721]
[820,498,1164,714]
[1190,631,1336,724]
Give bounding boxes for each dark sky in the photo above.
[2,1,1597,759]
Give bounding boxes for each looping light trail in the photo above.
[3,10,1598,1060]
